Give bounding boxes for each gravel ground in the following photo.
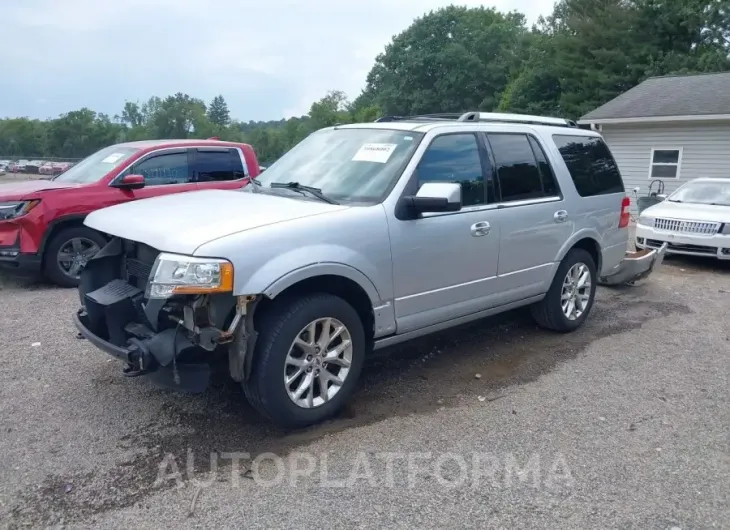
[0,256,728,529]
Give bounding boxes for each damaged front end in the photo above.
[73,237,257,393]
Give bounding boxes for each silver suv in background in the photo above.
[74,112,648,428]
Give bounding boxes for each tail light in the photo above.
[619,196,631,228]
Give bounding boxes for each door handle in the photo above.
[470,221,491,237]
[554,210,568,223]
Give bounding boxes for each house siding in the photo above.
[600,121,730,212]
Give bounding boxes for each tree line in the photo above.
[1,0,727,165]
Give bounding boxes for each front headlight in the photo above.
[637,215,655,227]
[0,200,40,220]
[721,224,730,235]
[147,253,234,299]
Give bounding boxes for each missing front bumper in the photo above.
[598,243,668,286]
[74,309,212,393]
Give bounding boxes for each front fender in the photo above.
[235,244,384,305]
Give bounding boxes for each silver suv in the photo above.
[74,112,647,427]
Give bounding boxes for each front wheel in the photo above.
[531,248,597,332]
[243,293,366,428]
[43,226,106,288]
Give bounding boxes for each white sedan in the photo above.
[636,178,730,260]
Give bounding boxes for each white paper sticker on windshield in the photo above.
[352,143,397,163]
[101,153,125,164]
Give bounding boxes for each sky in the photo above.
[1,0,555,122]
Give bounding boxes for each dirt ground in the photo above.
[1,250,728,528]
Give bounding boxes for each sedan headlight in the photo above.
[0,200,40,220]
[637,215,655,227]
[147,253,234,299]
[721,224,730,235]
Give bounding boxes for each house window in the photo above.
[650,148,682,179]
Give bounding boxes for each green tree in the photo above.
[308,90,351,129]
[207,95,231,127]
[497,32,562,115]
[121,101,144,129]
[147,93,209,138]
[364,6,528,115]
[0,118,47,156]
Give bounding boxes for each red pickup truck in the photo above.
[0,139,259,287]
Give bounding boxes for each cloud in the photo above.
[0,0,555,121]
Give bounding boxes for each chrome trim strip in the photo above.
[395,275,497,302]
[497,196,561,209]
[420,196,562,219]
[497,262,553,278]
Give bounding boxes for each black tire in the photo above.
[243,293,366,429]
[43,226,107,288]
[531,248,597,332]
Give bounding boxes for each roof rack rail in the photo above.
[375,112,577,128]
[375,113,466,123]
[457,111,577,128]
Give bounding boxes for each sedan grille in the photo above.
[653,218,720,235]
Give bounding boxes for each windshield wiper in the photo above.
[269,182,339,204]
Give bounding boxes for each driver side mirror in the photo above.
[112,174,146,190]
[401,182,462,217]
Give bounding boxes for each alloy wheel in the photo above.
[57,237,100,280]
[561,262,592,320]
[284,317,353,409]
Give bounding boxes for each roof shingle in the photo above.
[580,72,730,121]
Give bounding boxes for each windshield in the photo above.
[669,180,730,206]
[53,145,139,184]
[252,127,424,203]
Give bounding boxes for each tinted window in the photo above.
[553,135,625,196]
[195,149,244,182]
[418,134,485,206]
[528,136,560,196]
[488,134,543,202]
[134,152,191,185]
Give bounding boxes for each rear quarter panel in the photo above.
[535,128,628,276]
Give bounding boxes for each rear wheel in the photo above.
[531,248,597,332]
[43,226,106,288]
[243,293,366,428]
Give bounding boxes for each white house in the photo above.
[578,72,730,211]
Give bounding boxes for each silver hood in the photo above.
[84,189,349,255]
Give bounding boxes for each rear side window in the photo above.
[553,135,624,196]
[194,149,244,182]
[487,133,558,202]
[528,136,559,197]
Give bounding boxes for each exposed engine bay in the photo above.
[74,237,257,392]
